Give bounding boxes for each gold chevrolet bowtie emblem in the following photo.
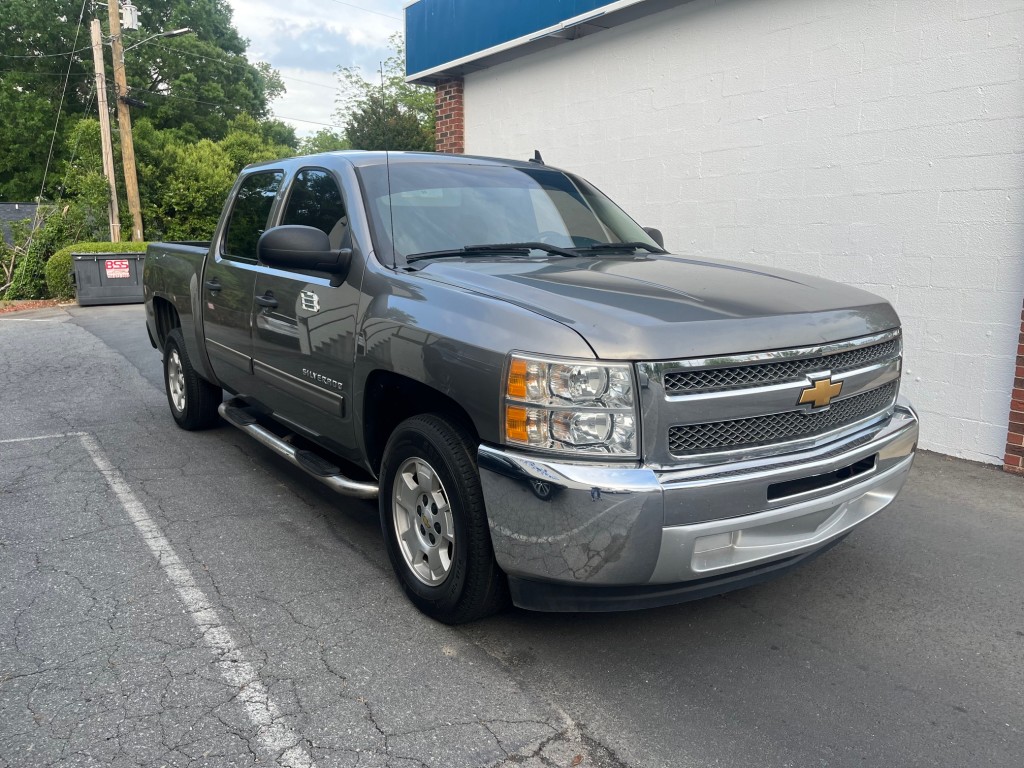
[799,377,843,409]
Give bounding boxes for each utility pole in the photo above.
[107,1,144,242]
[89,19,120,242]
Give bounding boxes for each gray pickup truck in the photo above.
[144,151,919,623]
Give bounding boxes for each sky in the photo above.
[224,0,406,137]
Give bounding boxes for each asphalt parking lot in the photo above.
[1,304,1022,768]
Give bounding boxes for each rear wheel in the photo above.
[379,414,508,624]
[163,328,222,430]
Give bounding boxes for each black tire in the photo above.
[530,479,557,502]
[163,328,222,430]
[379,414,508,624]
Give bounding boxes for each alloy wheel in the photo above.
[392,456,455,586]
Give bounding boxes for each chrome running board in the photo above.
[218,400,378,500]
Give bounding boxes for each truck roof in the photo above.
[243,150,549,173]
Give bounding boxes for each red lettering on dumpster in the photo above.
[105,260,130,279]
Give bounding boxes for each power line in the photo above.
[0,45,92,59]
[323,0,401,20]
[56,84,98,200]
[272,73,339,92]
[0,66,337,111]
[148,41,340,93]
[130,89,243,112]
[106,85,343,130]
[4,43,342,98]
[35,0,90,210]
[0,69,75,77]
[4,65,337,93]
[148,40,253,68]
[270,114,343,129]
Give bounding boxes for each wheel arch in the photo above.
[151,295,180,350]
[363,370,480,476]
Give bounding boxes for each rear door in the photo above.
[202,169,284,392]
[249,167,362,455]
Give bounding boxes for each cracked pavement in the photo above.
[1,304,1023,767]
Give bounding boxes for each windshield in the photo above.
[357,162,660,264]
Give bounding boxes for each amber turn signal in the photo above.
[505,405,529,442]
[507,358,528,399]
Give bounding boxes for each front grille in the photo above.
[664,338,899,394]
[668,382,898,455]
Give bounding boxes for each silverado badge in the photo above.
[798,376,843,409]
[300,290,320,313]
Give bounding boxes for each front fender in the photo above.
[354,266,595,447]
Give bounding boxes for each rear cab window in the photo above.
[280,168,349,249]
[222,170,285,262]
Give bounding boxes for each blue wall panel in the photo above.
[406,0,622,76]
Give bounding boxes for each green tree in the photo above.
[0,0,286,199]
[0,0,94,200]
[344,99,433,152]
[335,34,434,152]
[298,129,350,156]
[259,118,298,151]
[132,115,191,238]
[117,1,285,141]
[4,195,112,299]
[140,114,291,240]
[58,119,108,202]
[219,114,291,169]
[0,86,64,201]
[2,117,117,299]
[160,138,234,240]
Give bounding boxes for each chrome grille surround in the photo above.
[636,329,902,469]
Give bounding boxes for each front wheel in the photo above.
[379,415,508,624]
[163,328,222,430]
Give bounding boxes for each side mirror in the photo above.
[257,225,352,280]
[644,227,665,249]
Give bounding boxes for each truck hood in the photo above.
[416,254,900,360]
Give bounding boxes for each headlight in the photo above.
[503,353,639,456]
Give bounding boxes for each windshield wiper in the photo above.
[465,242,579,258]
[574,241,667,254]
[407,242,578,263]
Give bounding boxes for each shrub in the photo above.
[6,248,48,299]
[0,220,29,296]
[3,200,113,300]
[46,241,148,301]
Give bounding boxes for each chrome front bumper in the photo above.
[478,400,918,600]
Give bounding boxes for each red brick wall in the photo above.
[1005,297,1024,474]
[435,78,464,154]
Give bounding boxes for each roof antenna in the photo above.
[528,150,544,165]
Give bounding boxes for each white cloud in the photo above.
[268,68,343,134]
[226,0,405,136]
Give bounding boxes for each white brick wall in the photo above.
[463,0,1024,464]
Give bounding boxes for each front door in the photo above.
[202,169,283,393]
[249,167,362,456]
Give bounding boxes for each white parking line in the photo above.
[0,432,86,444]
[73,433,320,768]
